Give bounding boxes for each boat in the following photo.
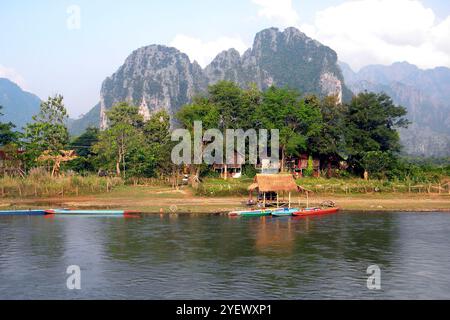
[228,209,272,217]
[44,209,138,216]
[0,209,48,216]
[271,208,299,217]
[292,207,340,217]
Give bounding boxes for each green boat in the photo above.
[228,209,272,217]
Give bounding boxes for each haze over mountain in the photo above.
[70,27,350,134]
[341,61,450,157]
[0,78,41,130]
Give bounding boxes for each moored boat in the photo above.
[271,208,299,217]
[228,209,272,217]
[292,207,340,217]
[0,210,48,216]
[45,209,137,216]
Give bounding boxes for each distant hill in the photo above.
[0,78,41,130]
[68,103,101,137]
[340,62,450,157]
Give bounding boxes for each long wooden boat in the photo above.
[0,210,48,216]
[292,207,340,217]
[271,208,299,217]
[45,209,137,216]
[228,209,272,217]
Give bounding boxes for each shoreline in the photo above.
[1,186,449,214]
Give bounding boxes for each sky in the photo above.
[1,0,449,117]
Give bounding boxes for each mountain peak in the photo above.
[73,27,352,134]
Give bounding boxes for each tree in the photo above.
[344,92,409,177]
[24,95,69,167]
[308,95,347,176]
[0,105,18,146]
[208,81,243,130]
[143,110,172,176]
[68,127,100,173]
[93,103,145,177]
[361,151,395,180]
[176,97,220,182]
[256,87,322,171]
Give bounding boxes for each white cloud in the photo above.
[170,34,249,68]
[300,0,450,70]
[252,0,299,27]
[0,65,27,89]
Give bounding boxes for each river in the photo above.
[0,212,449,299]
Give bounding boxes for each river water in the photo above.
[0,212,449,299]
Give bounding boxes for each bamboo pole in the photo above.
[306,192,309,208]
[288,192,291,209]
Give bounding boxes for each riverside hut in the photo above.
[248,174,300,208]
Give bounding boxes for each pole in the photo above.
[276,193,279,208]
[306,191,309,208]
[288,192,291,208]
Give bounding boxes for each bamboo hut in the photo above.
[248,174,300,208]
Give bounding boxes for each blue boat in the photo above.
[271,208,299,217]
[0,209,48,216]
[45,209,135,216]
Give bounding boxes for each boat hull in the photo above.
[293,207,340,217]
[271,208,299,217]
[229,209,272,217]
[45,209,134,216]
[0,210,48,216]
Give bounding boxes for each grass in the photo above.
[1,174,449,213]
[195,177,450,197]
[0,172,124,198]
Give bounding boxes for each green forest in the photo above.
[1,81,449,187]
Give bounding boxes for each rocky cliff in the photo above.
[341,62,450,157]
[69,27,350,134]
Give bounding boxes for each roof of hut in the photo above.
[248,174,299,193]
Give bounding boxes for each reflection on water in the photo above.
[0,212,449,299]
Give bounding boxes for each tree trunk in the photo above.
[116,161,121,176]
[281,147,286,173]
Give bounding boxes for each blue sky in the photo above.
[1,0,449,117]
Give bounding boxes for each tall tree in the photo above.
[256,86,322,171]
[344,92,409,176]
[208,81,243,130]
[0,105,18,146]
[93,103,145,177]
[176,97,220,181]
[143,110,172,176]
[308,95,347,176]
[24,95,69,165]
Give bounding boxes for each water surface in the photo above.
[1,212,449,299]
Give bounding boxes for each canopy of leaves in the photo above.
[0,105,18,146]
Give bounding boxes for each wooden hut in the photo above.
[248,174,299,208]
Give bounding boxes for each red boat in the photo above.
[292,207,340,217]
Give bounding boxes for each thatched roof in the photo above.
[248,174,299,193]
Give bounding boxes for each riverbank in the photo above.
[1,185,449,213]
